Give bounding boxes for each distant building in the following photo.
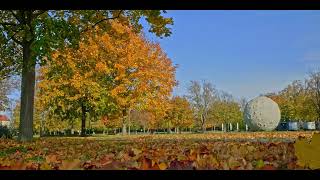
[0,114,10,127]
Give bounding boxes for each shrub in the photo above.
[0,125,14,139]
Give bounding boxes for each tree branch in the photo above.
[82,10,123,33]
[32,10,47,19]
[8,31,22,45]
[1,24,23,45]
[2,29,22,45]
[1,22,23,35]
[0,22,18,26]
[10,10,21,23]
[92,10,123,28]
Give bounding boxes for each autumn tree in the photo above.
[306,71,320,121]
[187,80,216,132]
[129,94,172,134]
[37,32,117,137]
[0,10,173,141]
[13,99,41,135]
[209,91,242,130]
[165,96,194,133]
[0,78,11,111]
[239,97,247,113]
[107,24,176,135]
[12,101,20,130]
[130,110,155,133]
[101,114,122,134]
[266,79,317,122]
[0,77,19,111]
[12,82,67,136]
[38,21,176,136]
[266,92,293,121]
[265,76,319,122]
[281,80,305,121]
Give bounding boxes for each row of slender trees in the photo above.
[186,80,244,132]
[11,79,245,135]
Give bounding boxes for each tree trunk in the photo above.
[71,120,74,135]
[201,115,206,133]
[122,109,127,135]
[81,102,86,137]
[40,112,44,137]
[122,123,127,135]
[128,109,131,135]
[18,41,35,142]
[88,117,91,132]
[201,122,206,132]
[143,126,146,133]
[39,124,43,137]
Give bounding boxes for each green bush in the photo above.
[0,125,14,139]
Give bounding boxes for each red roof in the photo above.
[0,115,9,121]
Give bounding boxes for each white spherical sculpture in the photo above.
[243,96,281,131]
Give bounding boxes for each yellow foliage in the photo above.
[294,133,320,169]
[38,20,176,130]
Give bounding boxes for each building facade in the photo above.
[0,114,10,127]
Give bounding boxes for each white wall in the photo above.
[0,121,11,127]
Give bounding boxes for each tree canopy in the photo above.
[0,10,174,141]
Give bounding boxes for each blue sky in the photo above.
[143,10,320,100]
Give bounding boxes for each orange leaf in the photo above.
[60,159,82,170]
[159,162,167,170]
[140,157,152,170]
[46,155,59,163]
[260,165,276,170]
